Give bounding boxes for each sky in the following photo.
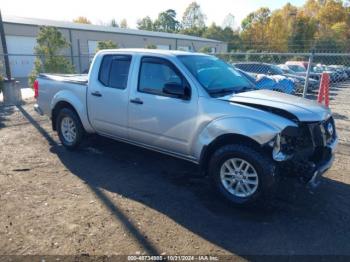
[1,0,306,29]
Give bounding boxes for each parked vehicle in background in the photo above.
[284,62,322,81]
[34,49,338,206]
[236,68,296,94]
[278,64,319,90]
[314,65,345,82]
[328,65,349,81]
[234,62,301,93]
[285,61,309,70]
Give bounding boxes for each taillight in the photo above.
[33,80,39,99]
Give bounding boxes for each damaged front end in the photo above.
[269,116,338,187]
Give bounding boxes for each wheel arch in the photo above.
[51,101,79,131]
[199,133,270,176]
[50,90,94,133]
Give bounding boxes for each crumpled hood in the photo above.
[220,89,331,122]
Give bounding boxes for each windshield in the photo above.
[178,55,255,94]
[288,65,306,73]
[270,65,284,75]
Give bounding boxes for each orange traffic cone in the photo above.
[317,73,330,107]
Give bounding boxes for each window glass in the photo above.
[98,55,131,89]
[98,55,113,86]
[109,58,131,89]
[139,58,183,96]
[179,55,254,93]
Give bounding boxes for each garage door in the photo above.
[88,40,99,56]
[6,36,37,78]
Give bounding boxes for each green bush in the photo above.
[145,44,157,49]
[28,26,75,88]
[96,40,118,51]
[199,46,212,54]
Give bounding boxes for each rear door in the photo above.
[87,54,132,138]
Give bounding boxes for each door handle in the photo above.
[91,91,102,97]
[130,98,143,105]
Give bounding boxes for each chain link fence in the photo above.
[1,51,350,100]
[217,52,350,98]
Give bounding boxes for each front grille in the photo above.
[308,117,336,147]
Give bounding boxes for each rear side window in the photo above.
[98,55,131,89]
[99,56,113,86]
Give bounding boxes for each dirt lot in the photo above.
[1,83,350,259]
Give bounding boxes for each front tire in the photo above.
[56,108,84,150]
[209,144,276,206]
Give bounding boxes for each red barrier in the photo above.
[317,73,330,107]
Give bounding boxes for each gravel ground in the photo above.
[0,83,350,260]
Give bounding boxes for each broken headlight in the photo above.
[270,126,301,162]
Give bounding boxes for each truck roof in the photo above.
[97,48,209,57]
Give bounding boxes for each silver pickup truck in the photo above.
[34,49,338,205]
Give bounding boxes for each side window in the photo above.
[138,57,183,96]
[109,58,131,89]
[99,56,113,86]
[98,55,131,89]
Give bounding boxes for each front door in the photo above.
[128,56,198,156]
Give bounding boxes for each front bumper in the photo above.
[307,138,338,188]
[279,137,338,188]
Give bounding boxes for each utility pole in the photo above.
[0,10,21,105]
[0,9,11,80]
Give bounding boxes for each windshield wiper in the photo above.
[207,88,236,95]
[235,86,257,93]
[208,86,257,96]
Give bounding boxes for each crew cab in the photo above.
[34,49,338,205]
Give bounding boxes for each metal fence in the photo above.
[1,51,350,99]
[217,52,350,98]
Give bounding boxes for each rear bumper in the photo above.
[34,103,44,116]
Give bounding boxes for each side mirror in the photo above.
[163,82,188,99]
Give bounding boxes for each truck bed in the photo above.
[38,74,88,85]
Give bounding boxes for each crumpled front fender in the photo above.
[192,116,291,161]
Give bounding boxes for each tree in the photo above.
[222,13,235,30]
[288,14,317,51]
[73,16,91,24]
[28,26,75,87]
[110,19,119,27]
[120,19,128,28]
[181,2,206,29]
[317,0,348,28]
[137,16,154,31]
[202,23,225,40]
[154,9,180,32]
[96,40,118,51]
[241,7,271,50]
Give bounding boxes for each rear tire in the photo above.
[209,144,276,206]
[56,108,84,150]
